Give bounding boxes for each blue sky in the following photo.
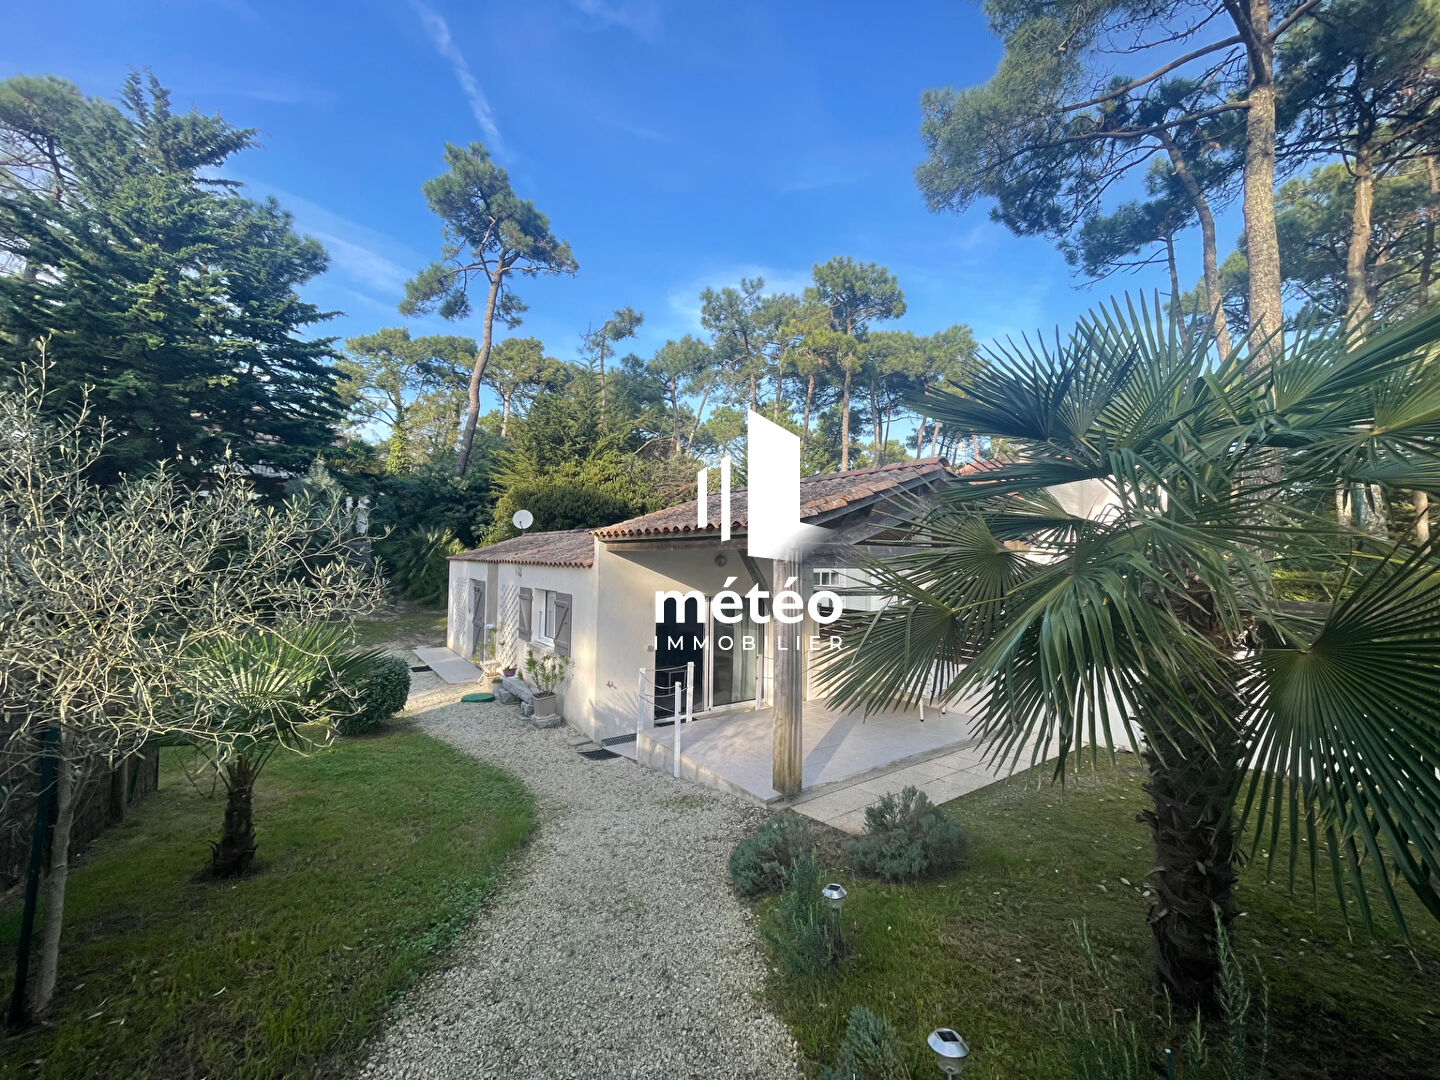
[7,0,1241,408]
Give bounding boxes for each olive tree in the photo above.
[0,357,382,1021]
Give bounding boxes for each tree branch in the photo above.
[1059,35,1243,114]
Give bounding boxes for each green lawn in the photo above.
[0,730,533,1080]
[764,756,1440,1080]
[348,603,448,651]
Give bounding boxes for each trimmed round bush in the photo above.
[848,785,966,882]
[728,811,817,897]
[335,652,411,735]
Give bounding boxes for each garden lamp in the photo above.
[821,882,847,912]
[927,1028,969,1077]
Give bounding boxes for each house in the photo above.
[447,457,968,747]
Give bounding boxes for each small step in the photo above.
[571,740,619,761]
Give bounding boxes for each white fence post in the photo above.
[636,667,648,743]
[673,679,683,778]
[685,660,695,730]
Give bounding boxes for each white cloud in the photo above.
[572,0,661,40]
[232,175,415,299]
[232,79,338,108]
[412,0,505,153]
[309,231,411,296]
[652,263,813,344]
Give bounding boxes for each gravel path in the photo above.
[357,673,802,1080]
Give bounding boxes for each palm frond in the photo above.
[1239,544,1440,931]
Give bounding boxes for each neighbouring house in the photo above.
[447,458,1020,746]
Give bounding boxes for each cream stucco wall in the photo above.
[448,553,600,737]
[445,477,1123,745]
[589,545,754,741]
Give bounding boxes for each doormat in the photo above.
[577,748,619,760]
[409,665,432,673]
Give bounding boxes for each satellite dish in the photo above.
[512,509,534,531]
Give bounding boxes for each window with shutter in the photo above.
[554,593,572,657]
[517,587,532,641]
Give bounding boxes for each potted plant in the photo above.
[493,624,517,677]
[524,648,570,722]
[474,635,504,684]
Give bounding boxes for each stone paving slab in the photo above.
[790,747,1034,834]
[412,645,482,684]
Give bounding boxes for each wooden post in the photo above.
[772,554,805,796]
[108,757,130,824]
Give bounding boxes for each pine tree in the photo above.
[0,72,344,490]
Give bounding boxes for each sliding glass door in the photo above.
[709,608,759,708]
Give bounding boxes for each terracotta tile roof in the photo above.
[593,457,965,541]
[450,528,595,568]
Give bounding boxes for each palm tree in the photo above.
[175,625,389,878]
[822,298,1440,1011]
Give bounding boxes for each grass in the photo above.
[0,728,533,1080]
[348,602,447,651]
[762,755,1440,1080]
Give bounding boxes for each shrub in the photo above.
[729,811,817,897]
[335,652,411,735]
[848,786,966,883]
[761,854,846,976]
[819,1006,911,1080]
[375,527,464,605]
[1058,918,1270,1080]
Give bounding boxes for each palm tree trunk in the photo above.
[1138,714,1243,1013]
[209,755,258,879]
[1137,587,1245,1013]
[1416,490,1431,543]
